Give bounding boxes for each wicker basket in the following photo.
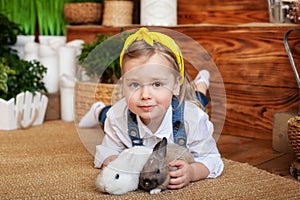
[74,81,122,123]
[288,116,300,160]
[64,2,102,24]
[102,0,133,26]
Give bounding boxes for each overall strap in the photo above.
[127,97,187,146]
[171,97,186,146]
[127,110,144,146]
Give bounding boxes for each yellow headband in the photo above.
[120,27,185,84]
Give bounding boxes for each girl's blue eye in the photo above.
[130,82,140,88]
[152,82,162,87]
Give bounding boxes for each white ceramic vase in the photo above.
[141,0,177,26]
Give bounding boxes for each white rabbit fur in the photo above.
[95,145,153,195]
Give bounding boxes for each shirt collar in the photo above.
[137,105,172,140]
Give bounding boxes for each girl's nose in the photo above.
[140,85,152,100]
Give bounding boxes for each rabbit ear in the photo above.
[153,137,167,158]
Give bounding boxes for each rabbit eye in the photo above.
[155,168,160,174]
[115,174,119,179]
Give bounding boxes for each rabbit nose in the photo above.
[143,178,156,190]
[144,179,151,187]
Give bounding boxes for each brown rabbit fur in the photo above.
[139,137,193,194]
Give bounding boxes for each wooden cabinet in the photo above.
[66,0,300,140]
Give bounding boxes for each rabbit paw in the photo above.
[150,188,162,194]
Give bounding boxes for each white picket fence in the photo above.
[0,91,48,130]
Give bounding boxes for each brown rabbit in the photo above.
[139,137,193,194]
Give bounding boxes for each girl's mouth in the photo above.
[139,105,154,112]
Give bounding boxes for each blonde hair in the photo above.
[121,40,204,110]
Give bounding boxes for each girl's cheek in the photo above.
[126,93,139,108]
[127,98,139,114]
[124,89,140,102]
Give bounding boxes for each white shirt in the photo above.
[94,98,224,178]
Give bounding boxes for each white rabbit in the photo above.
[95,145,153,195]
[139,137,193,194]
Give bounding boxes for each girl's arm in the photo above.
[94,118,127,168]
[186,103,224,178]
[167,102,224,189]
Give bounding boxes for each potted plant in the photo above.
[0,13,48,130]
[78,33,121,83]
[74,30,131,122]
[77,29,134,83]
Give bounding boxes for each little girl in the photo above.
[79,27,223,189]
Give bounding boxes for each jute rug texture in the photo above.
[1,120,300,199]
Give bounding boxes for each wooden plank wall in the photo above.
[177,0,269,25]
[66,0,300,140]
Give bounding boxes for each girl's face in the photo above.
[122,53,181,127]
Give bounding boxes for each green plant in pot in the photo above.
[0,13,48,130]
[78,30,132,83]
[0,13,47,100]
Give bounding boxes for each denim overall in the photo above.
[98,91,208,147]
[127,96,187,147]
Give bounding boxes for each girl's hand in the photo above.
[167,159,193,189]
